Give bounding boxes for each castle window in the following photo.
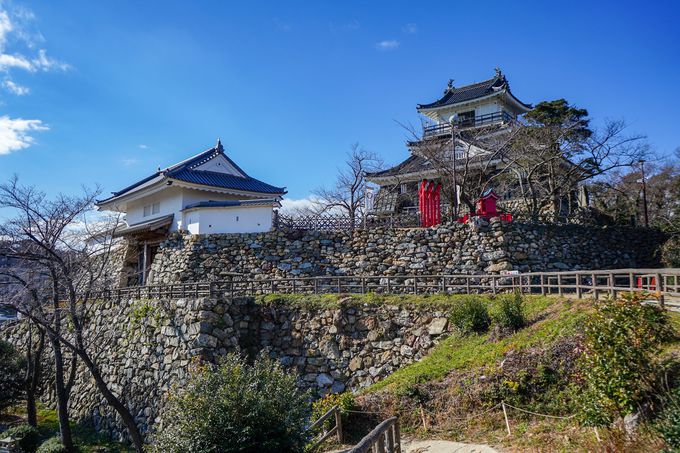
[400,183,408,194]
[143,202,160,217]
[459,110,475,126]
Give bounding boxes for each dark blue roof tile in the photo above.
[170,169,285,194]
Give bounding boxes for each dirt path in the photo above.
[402,439,500,453]
[326,438,500,453]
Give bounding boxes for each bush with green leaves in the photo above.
[491,292,525,331]
[3,424,41,453]
[154,354,311,453]
[657,386,680,451]
[580,295,672,426]
[310,391,355,437]
[36,437,67,453]
[449,296,491,334]
[0,339,25,411]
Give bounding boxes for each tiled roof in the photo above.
[183,199,280,210]
[112,214,174,238]
[170,169,285,194]
[417,72,531,110]
[366,154,431,179]
[97,140,285,204]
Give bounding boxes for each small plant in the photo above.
[0,340,25,412]
[153,353,311,453]
[580,294,673,426]
[449,297,491,334]
[4,424,41,453]
[492,292,525,331]
[36,437,67,453]
[310,392,356,439]
[657,386,680,451]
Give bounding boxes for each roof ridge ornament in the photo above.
[494,67,503,77]
[445,78,454,93]
[215,138,223,152]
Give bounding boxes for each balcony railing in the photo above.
[422,111,514,138]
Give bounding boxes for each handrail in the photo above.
[348,417,400,453]
[306,405,343,450]
[423,111,514,137]
[82,268,680,308]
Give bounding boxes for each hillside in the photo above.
[325,295,680,452]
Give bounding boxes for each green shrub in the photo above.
[662,236,680,268]
[0,339,25,411]
[492,292,525,331]
[154,354,311,453]
[36,437,67,453]
[449,297,490,334]
[657,386,680,451]
[310,392,355,436]
[580,294,673,426]
[4,424,41,453]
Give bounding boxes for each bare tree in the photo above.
[404,100,648,222]
[0,177,145,452]
[405,121,523,218]
[507,118,648,220]
[313,144,383,227]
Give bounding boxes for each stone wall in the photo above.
[148,220,667,284]
[1,296,452,442]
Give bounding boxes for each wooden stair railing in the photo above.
[348,417,400,453]
[306,405,343,450]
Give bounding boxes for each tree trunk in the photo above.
[75,350,145,453]
[25,328,44,427]
[49,334,75,452]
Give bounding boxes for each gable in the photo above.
[193,154,245,177]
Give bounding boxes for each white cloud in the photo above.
[403,23,417,34]
[0,115,48,155]
[0,5,69,156]
[375,40,399,51]
[0,52,31,71]
[279,197,321,214]
[122,157,140,166]
[31,49,69,72]
[0,11,13,49]
[0,8,69,77]
[3,79,28,95]
[138,144,148,149]
[273,18,292,32]
[329,19,361,33]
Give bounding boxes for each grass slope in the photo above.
[367,296,587,394]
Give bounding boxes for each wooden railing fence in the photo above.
[273,212,421,231]
[89,268,680,308]
[306,405,343,450]
[348,417,400,453]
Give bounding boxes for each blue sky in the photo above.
[0,0,678,209]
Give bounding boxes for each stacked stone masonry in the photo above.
[148,220,666,284]
[2,296,452,442]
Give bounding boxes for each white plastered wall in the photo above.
[185,206,273,235]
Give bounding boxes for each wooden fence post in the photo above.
[657,272,665,308]
[334,407,343,444]
[591,273,598,300]
[502,402,511,436]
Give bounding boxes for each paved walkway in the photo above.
[327,439,500,453]
[402,439,499,453]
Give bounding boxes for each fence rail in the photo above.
[348,417,400,453]
[273,212,422,231]
[88,268,680,307]
[306,405,343,450]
